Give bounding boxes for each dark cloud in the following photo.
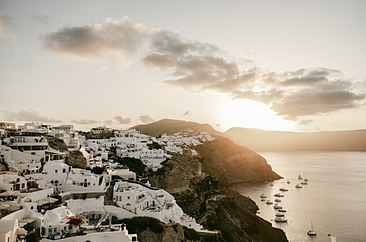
[32,14,52,25]
[42,17,365,120]
[139,115,154,124]
[272,87,364,119]
[281,68,342,86]
[0,13,17,38]
[42,17,149,59]
[114,115,131,124]
[1,109,62,123]
[182,111,192,116]
[71,119,99,125]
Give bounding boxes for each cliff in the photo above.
[121,217,221,242]
[226,127,366,151]
[130,119,287,241]
[195,137,281,184]
[148,149,287,242]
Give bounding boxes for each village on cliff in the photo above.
[0,121,215,242]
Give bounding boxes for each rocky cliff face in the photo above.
[64,150,87,169]
[148,145,287,242]
[122,217,220,242]
[195,137,281,184]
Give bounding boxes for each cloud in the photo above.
[114,115,131,124]
[104,115,131,125]
[0,109,62,123]
[71,119,99,125]
[42,17,365,120]
[42,17,151,59]
[0,13,17,38]
[182,111,192,116]
[139,115,154,124]
[272,87,364,119]
[32,14,52,25]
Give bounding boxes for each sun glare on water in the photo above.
[218,98,295,131]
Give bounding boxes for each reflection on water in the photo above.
[232,152,366,242]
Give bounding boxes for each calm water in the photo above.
[232,152,366,242]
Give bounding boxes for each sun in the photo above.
[218,98,295,131]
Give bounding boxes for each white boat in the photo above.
[274,193,284,197]
[275,212,285,217]
[304,177,308,182]
[260,193,267,198]
[301,181,308,185]
[266,200,273,205]
[307,222,317,236]
[298,174,303,180]
[275,198,281,202]
[279,187,288,192]
[273,205,283,209]
[278,209,286,213]
[295,184,302,188]
[261,198,266,202]
[274,216,288,223]
[287,180,290,184]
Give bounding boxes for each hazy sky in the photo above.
[1,0,365,131]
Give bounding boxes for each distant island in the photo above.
[226,128,366,152]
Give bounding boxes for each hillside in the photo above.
[226,128,366,152]
[149,149,287,242]
[133,119,223,137]
[196,136,281,184]
[133,119,287,241]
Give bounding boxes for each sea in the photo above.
[231,152,366,242]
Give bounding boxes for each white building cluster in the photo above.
[0,122,215,241]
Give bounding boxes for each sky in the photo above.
[0,0,365,132]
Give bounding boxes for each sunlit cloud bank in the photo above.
[42,17,365,121]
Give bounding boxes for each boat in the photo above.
[278,209,286,213]
[261,198,266,202]
[301,181,308,185]
[287,180,290,184]
[273,205,283,209]
[307,222,317,236]
[266,200,273,205]
[269,183,274,186]
[295,184,302,188]
[275,198,281,202]
[279,187,288,192]
[274,216,288,223]
[275,212,285,217]
[304,177,308,182]
[260,193,267,198]
[298,174,303,180]
[274,193,284,197]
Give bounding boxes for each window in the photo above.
[63,168,66,173]
[55,170,58,173]
[127,196,130,199]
